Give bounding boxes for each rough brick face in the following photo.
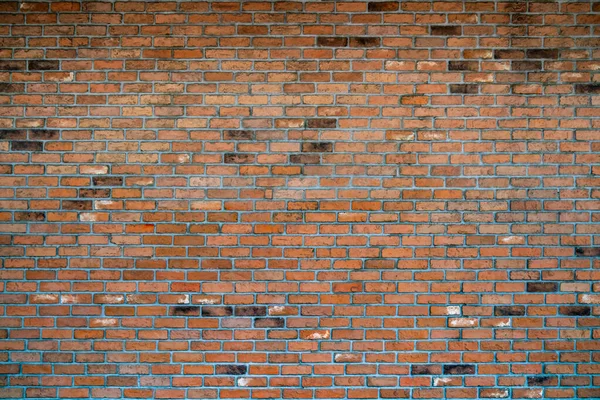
[0,1,599,399]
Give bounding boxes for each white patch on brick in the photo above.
[269,306,285,315]
[195,297,218,305]
[60,295,78,304]
[177,295,190,304]
[495,319,510,327]
[500,236,520,244]
[446,306,461,315]
[434,377,452,386]
[525,388,543,398]
[307,331,329,340]
[93,318,117,327]
[80,213,97,222]
[176,154,190,163]
[449,318,476,327]
[487,390,509,398]
[34,294,58,302]
[334,353,354,362]
[238,378,250,387]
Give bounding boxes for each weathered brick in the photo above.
[0,2,597,398]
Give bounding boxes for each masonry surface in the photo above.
[0,0,599,399]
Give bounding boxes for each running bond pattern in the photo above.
[0,1,599,399]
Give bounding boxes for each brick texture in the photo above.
[1,1,600,399]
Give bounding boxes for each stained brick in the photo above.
[527,282,558,292]
[0,2,597,398]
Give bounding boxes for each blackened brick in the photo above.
[526,49,559,59]
[450,84,478,94]
[317,37,348,47]
[444,364,475,375]
[575,247,600,256]
[235,306,266,317]
[62,200,93,211]
[302,142,333,152]
[290,154,320,164]
[171,306,200,316]
[368,1,399,12]
[307,118,337,128]
[575,84,600,94]
[0,130,27,140]
[14,212,45,221]
[494,49,524,59]
[431,26,461,36]
[93,176,123,186]
[202,306,233,317]
[0,83,24,93]
[224,130,254,140]
[11,141,43,151]
[527,376,557,386]
[495,306,526,316]
[411,365,440,375]
[79,189,110,198]
[254,317,285,328]
[224,153,255,164]
[559,306,591,316]
[349,37,381,47]
[448,61,479,71]
[0,61,25,70]
[513,61,542,71]
[216,365,247,375]
[28,60,60,70]
[527,282,558,292]
[29,129,59,140]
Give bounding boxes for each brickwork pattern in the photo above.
[0,1,599,399]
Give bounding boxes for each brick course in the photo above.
[1,1,600,399]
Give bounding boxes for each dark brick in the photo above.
[443,364,475,375]
[302,142,333,152]
[450,84,478,94]
[494,49,524,59]
[202,306,233,317]
[448,61,479,71]
[495,306,526,316]
[527,376,557,386]
[527,282,558,292]
[79,189,110,198]
[216,365,247,375]
[0,83,24,93]
[171,306,200,316]
[367,1,399,12]
[93,176,123,186]
[14,212,45,221]
[29,129,59,140]
[575,84,600,94]
[575,247,600,256]
[513,61,542,71]
[28,60,60,70]
[349,37,381,47]
[235,306,266,317]
[526,49,559,59]
[62,200,93,211]
[290,154,320,164]
[254,317,285,328]
[431,26,461,36]
[11,141,43,151]
[559,306,591,316]
[224,153,255,164]
[0,130,27,140]
[317,37,348,47]
[224,130,254,140]
[0,61,25,70]
[411,365,439,375]
[307,118,337,128]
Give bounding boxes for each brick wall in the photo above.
[1,1,599,399]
